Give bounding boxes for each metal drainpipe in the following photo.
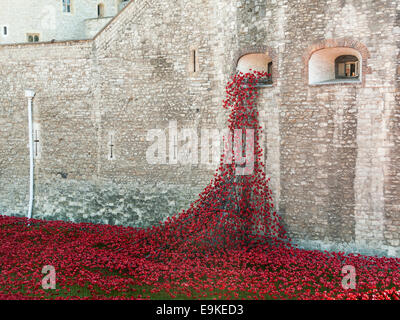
[25,90,36,221]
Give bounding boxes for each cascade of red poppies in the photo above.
[132,71,291,259]
[1,72,399,300]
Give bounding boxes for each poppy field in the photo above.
[0,215,399,300]
[0,72,399,300]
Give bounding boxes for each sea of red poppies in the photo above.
[0,72,399,300]
[0,214,399,300]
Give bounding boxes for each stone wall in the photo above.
[85,17,114,39]
[384,1,400,252]
[0,40,92,216]
[0,0,399,256]
[0,0,120,44]
[0,0,230,228]
[257,0,398,257]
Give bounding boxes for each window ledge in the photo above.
[309,79,361,86]
[256,83,273,88]
[241,83,273,88]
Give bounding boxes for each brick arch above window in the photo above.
[303,38,371,87]
[231,46,279,87]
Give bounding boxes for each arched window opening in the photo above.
[335,55,359,79]
[27,33,40,43]
[236,53,273,86]
[308,47,362,85]
[97,3,105,17]
[63,0,72,13]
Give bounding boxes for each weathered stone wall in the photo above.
[86,0,231,226]
[225,0,399,256]
[0,0,399,256]
[0,0,120,44]
[0,40,95,218]
[384,1,400,253]
[0,0,234,228]
[253,0,398,257]
[85,17,114,38]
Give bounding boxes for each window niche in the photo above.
[308,47,362,85]
[236,53,273,86]
[27,34,40,43]
[108,132,116,161]
[189,48,199,75]
[98,3,105,18]
[33,123,41,160]
[63,0,72,13]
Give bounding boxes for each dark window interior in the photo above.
[335,55,359,79]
